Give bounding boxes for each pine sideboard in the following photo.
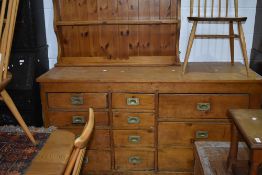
[37,62,262,175]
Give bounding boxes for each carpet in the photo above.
[0,126,56,175]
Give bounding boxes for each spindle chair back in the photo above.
[0,0,36,145]
[183,0,249,75]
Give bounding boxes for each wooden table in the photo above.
[227,109,262,175]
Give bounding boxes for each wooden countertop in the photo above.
[229,109,262,149]
[37,62,262,83]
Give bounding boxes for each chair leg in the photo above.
[0,89,37,145]
[183,21,198,74]
[229,21,234,65]
[237,22,249,76]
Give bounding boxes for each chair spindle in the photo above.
[204,0,207,17]
[190,0,194,17]
[198,0,201,17]
[219,0,221,17]
[211,0,214,17]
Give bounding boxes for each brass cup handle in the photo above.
[71,96,84,105]
[128,135,141,144]
[128,156,142,164]
[127,116,140,124]
[127,98,140,106]
[72,116,86,124]
[195,131,209,139]
[197,103,211,111]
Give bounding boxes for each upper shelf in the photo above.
[56,19,180,26]
[53,0,181,66]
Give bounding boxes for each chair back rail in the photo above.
[0,0,19,81]
[190,0,238,18]
[64,108,95,175]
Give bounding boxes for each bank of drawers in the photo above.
[46,92,111,173]
[158,93,249,173]
[112,93,155,171]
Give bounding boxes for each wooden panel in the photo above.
[158,147,194,171]
[113,112,155,129]
[54,0,180,65]
[47,111,109,127]
[83,150,112,171]
[114,129,154,147]
[115,149,155,170]
[158,122,231,146]
[112,93,155,110]
[47,93,108,109]
[159,94,249,118]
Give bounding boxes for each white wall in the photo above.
[43,0,257,68]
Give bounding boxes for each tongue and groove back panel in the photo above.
[53,0,181,66]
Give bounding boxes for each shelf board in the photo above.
[56,19,179,26]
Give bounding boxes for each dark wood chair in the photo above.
[0,0,36,144]
[182,0,249,75]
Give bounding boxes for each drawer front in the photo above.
[158,122,231,146]
[159,94,249,118]
[47,93,107,109]
[115,149,155,170]
[113,112,155,129]
[112,93,155,110]
[158,147,193,172]
[48,111,109,127]
[114,130,154,147]
[59,127,110,149]
[83,150,112,171]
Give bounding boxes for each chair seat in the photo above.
[188,17,247,22]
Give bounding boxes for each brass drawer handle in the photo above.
[197,103,211,111]
[128,135,141,144]
[127,116,140,124]
[71,96,84,105]
[128,156,142,164]
[72,116,86,124]
[196,131,209,139]
[127,98,140,106]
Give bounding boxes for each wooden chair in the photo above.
[64,108,95,175]
[0,0,36,144]
[182,0,249,75]
[26,108,95,175]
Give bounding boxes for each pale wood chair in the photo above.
[26,108,95,175]
[0,0,36,144]
[182,0,249,75]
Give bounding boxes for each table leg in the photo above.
[249,150,262,175]
[227,124,239,170]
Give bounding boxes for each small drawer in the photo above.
[112,93,155,110]
[113,112,155,129]
[158,147,193,171]
[59,127,110,149]
[158,122,231,146]
[159,94,249,119]
[47,111,109,127]
[114,130,154,147]
[83,150,112,171]
[47,93,107,109]
[115,149,155,170]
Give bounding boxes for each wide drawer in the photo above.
[47,93,108,109]
[112,93,155,110]
[47,111,109,127]
[158,147,193,172]
[159,94,249,118]
[158,122,231,146]
[59,127,110,149]
[83,150,112,171]
[115,149,155,171]
[113,112,155,129]
[114,130,154,147]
